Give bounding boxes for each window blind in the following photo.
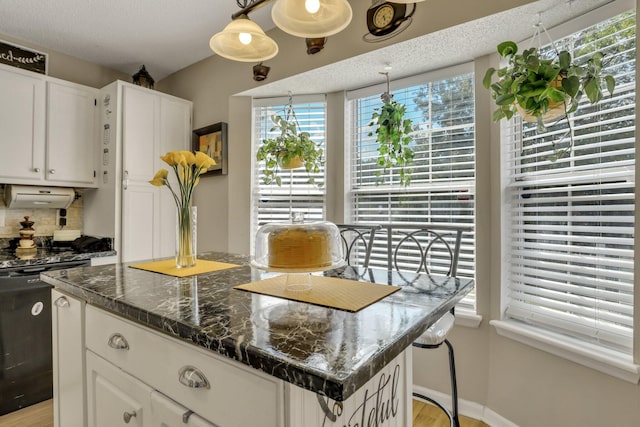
[252,99,327,237]
[349,71,476,309]
[504,10,636,353]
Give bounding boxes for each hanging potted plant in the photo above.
[483,40,615,159]
[368,72,415,186]
[256,100,324,187]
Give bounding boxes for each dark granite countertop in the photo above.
[0,247,116,269]
[40,251,473,401]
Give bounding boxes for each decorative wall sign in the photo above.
[0,40,47,74]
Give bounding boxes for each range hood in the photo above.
[3,185,76,209]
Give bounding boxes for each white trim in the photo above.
[252,93,326,107]
[412,385,519,427]
[454,309,482,328]
[491,320,640,383]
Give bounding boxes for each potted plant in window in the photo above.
[256,106,324,187]
[368,73,415,186]
[483,40,615,159]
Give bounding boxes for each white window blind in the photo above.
[252,98,327,236]
[348,71,476,309]
[504,11,636,353]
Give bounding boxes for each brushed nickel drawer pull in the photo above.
[54,296,69,308]
[178,366,210,389]
[182,409,194,423]
[107,333,130,350]
[123,410,136,423]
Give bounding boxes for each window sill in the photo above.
[491,320,640,384]
[454,309,482,328]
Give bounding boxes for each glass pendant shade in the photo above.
[209,15,278,62]
[271,0,353,38]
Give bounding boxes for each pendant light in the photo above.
[209,14,278,62]
[271,0,353,38]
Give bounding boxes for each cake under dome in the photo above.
[252,213,345,273]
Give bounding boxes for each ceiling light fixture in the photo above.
[210,0,352,62]
[210,14,278,62]
[271,0,353,38]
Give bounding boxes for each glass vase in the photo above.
[176,205,197,268]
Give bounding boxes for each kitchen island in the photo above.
[41,251,473,427]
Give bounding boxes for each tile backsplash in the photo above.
[0,197,83,238]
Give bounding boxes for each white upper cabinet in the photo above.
[0,64,99,187]
[46,79,99,186]
[0,65,46,183]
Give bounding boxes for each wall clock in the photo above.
[365,1,416,40]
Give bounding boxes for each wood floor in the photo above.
[413,399,489,427]
[0,399,489,426]
[0,400,53,427]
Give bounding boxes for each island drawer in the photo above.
[85,305,283,427]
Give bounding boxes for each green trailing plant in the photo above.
[368,74,415,186]
[483,40,615,160]
[256,111,324,187]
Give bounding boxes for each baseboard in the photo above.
[412,385,519,427]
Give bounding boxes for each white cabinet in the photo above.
[51,290,86,427]
[150,392,217,427]
[0,65,45,183]
[0,64,98,187]
[46,79,99,186]
[85,305,282,427]
[86,351,150,427]
[83,81,192,263]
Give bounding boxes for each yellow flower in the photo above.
[195,151,216,169]
[149,169,168,186]
[160,151,178,166]
[180,151,196,165]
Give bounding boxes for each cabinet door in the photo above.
[51,290,86,427]
[122,86,159,183]
[0,65,45,183]
[86,350,151,427]
[150,391,218,427]
[46,80,99,186]
[121,181,160,262]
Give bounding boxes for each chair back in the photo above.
[378,224,470,277]
[336,224,381,269]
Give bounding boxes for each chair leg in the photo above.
[412,339,460,427]
[444,339,460,427]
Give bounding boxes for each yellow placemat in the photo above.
[233,275,400,312]
[130,259,240,277]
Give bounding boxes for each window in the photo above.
[347,66,476,310]
[252,96,327,240]
[503,11,636,353]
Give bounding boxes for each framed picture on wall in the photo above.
[193,122,228,176]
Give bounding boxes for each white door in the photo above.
[121,181,160,262]
[46,80,99,186]
[0,65,45,183]
[150,391,218,427]
[86,351,151,427]
[122,85,159,183]
[51,290,86,427]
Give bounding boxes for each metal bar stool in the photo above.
[386,225,466,427]
[335,224,381,269]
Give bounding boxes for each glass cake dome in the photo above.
[252,212,345,273]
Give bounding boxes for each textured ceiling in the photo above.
[0,0,617,95]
